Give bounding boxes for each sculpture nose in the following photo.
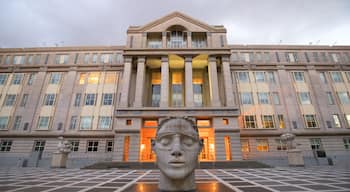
[171,135,183,157]
[171,150,183,157]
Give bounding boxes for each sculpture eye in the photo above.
[159,137,171,146]
[182,136,194,146]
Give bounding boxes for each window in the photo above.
[243,115,257,128]
[13,55,25,64]
[240,139,250,152]
[332,114,341,128]
[304,114,318,128]
[193,71,204,107]
[34,55,41,64]
[151,72,161,107]
[84,54,90,64]
[0,117,9,130]
[126,119,132,125]
[100,54,112,64]
[240,52,253,62]
[237,72,249,83]
[55,55,69,64]
[0,140,12,151]
[275,52,280,62]
[231,53,239,62]
[104,72,117,84]
[11,73,23,85]
[304,52,310,63]
[240,92,253,104]
[278,114,285,129]
[312,52,320,62]
[27,73,35,85]
[85,93,96,105]
[310,138,323,151]
[258,92,269,104]
[264,52,271,62]
[33,140,45,151]
[4,94,16,106]
[319,72,327,83]
[0,74,8,85]
[44,94,56,106]
[69,116,78,130]
[255,52,262,62]
[344,138,350,150]
[345,114,350,127]
[331,53,340,63]
[255,72,265,82]
[223,118,229,125]
[12,116,22,130]
[92,54,98,64]
[88,72,99,84]
[98,116,112,129]
[70,141,79,151]
[74,53,79,64]
[37,116,50,130]
[4,55,11,64]
[292,121,298,129]
[320,52,329,62]
[102,93,113,105]
[261,115,275,128]
[272,92,280,105]
[20,94,28,107]
[114,53,123,63]
[286,52,298,62]
[298,92,311,104]
[330,72,343,82]
[79,73,86,84]
[292,72,304,82]
[267,72,275,83]
[276,139,287,150]
[106,140,114,152]
[49,73,61,84]
[326,92,335,105]
[80,116,92,130]
[337,92,350,104]
[87,141,98,152]
[74,93,81,106]
[171,71,184,107]
[256,139,269,152]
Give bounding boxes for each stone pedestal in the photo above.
[51,152,69,168]
[287,149,304,167]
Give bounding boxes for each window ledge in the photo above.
[243,128,277,130]
[305,127,320,129]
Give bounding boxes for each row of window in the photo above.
[0,115,113,130]
[0,53,123,65]
[0,140,114,152]
[231,52,350,64]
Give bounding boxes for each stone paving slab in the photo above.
[0,167,349,192]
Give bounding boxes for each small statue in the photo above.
[152,117,203,192]
[280,133,296,150]
[57,136,71,153]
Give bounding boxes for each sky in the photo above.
[0,0,349,48]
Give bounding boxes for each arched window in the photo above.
[167,25,187,48]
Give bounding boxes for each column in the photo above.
[162,32,167,48]
[222,56,235,106]
[208,56,221,107]
[133,57,145,107]
[160,56,169,107]
[119,57,132,107]
[187,31,192,48]
[185,56,194,107]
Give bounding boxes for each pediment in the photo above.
[128,12,226,33]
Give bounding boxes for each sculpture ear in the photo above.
[151,138,156,152]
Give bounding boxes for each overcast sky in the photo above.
[0,0,349,48]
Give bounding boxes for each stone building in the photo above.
[0,12,350,167]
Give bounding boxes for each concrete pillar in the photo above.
[119,57,132,107]
[185,56,194,107]
[222,56,235,106]
[187,31,192,48]
[134,57,146,107]
[160,56,169,107]
[208,56,221,107]
[162,32,167,48]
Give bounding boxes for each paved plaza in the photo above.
[0,167,349,192]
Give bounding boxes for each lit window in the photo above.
[106,140,114,152]
[240,139,250,152]
[292,72,304,82]
[4,94,16,106]
[80,116,93,130]
[144,120,158,127]
[49,73,61,84]
[298,92,311,104]
[272,92,280,105]
[243,115,257,128]
[240,92,253,104]
[88,72,99,84]
[87,141,98,152]
[237,72,249,83]
[104,72,117,84]
[304,114,318,128]
[0,140,12,151]
[256,139,269,152]
[79,73,86,84]
[332,114,341,128]
[0,117,9,130]
[0,74,8,85]
[126,119,132,125]
[278,114,285,129]
[33,140,45,151]
[69,141,79,151]
[255,71,265,82]
[171,71,183,107]
[193,71,204,107]
[44,94,56,106]
[276,139,287,151]
[258,92,269,104]
[326,92,335,105]
[261,115,275,128]
[98,116,112,129]
[11,73,23,85]
[102,93,113,105]
[37,116,50,130]
[151,72,161,107]
[69,116,78,130]
[85,94,96,105]
[223,118,229,125]
[337,92,350,104]
[197,120,210,127]
[330,71,343,82]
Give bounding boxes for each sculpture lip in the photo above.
[168,160,185,166]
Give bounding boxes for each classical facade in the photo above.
[1,12,350,167]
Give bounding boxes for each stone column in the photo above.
[134,57,146,107]
[222,56,235,106]
[160,56,169,107]
[185,56,194,107]
[162,32,167,48]
[119,57,132,107]
[187,31,192,48]
[208,56,221,107]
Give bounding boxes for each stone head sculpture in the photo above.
[152,117,203,191]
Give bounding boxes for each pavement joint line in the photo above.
[114,170,152,192]
[203,169,244,192]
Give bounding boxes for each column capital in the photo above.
[162,31,167,36]
[124,56,132,63]
[137,56,145,63]
[208,56,217,62]
[142,32,147,37]
[161,56,168,62]
[187,31,192,35]
[222,55,230,63]
[185,56,192,62]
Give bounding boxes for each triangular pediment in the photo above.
[128,11,226,33]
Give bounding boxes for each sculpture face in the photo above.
[152,118,202,180]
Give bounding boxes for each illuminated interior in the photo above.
[198,127,216,161]
[139,120,158,162]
